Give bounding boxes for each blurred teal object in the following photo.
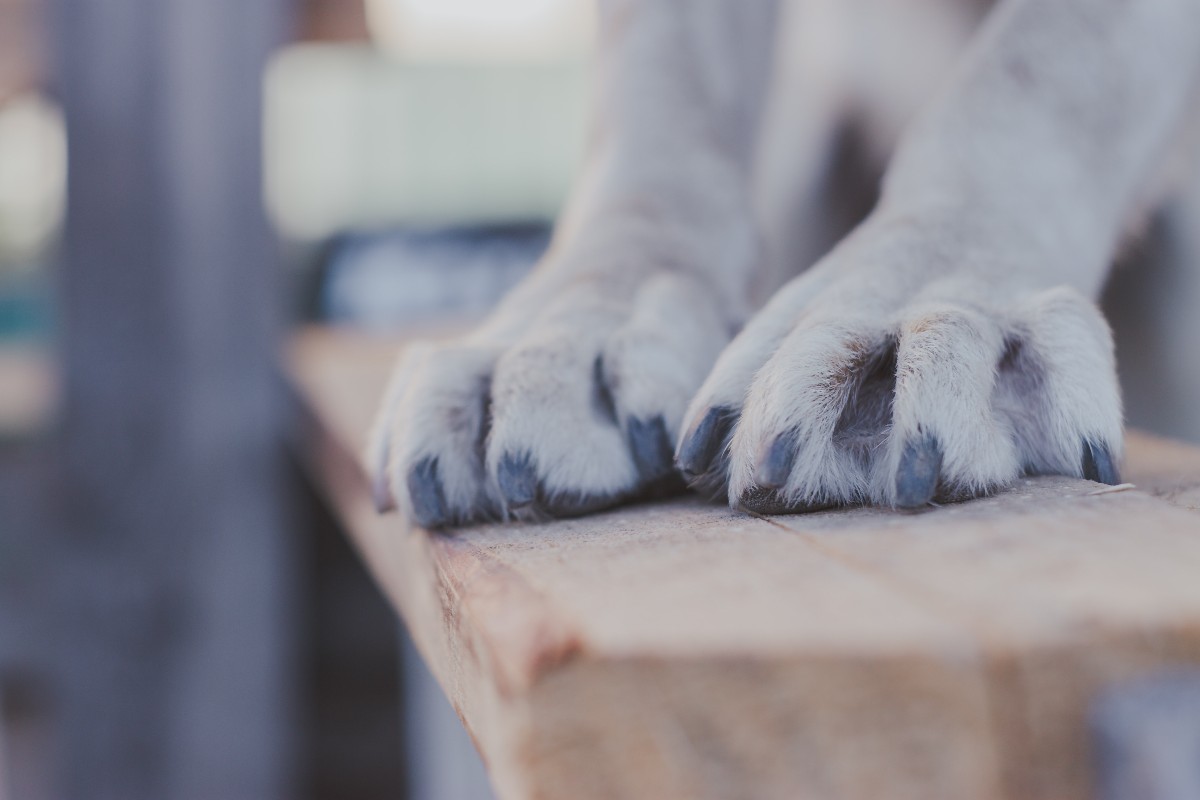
[0,271,52,340]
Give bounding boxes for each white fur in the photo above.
[371,0,1200,525]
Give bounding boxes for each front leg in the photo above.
[679,0,1200,511]
[369,0,779,526]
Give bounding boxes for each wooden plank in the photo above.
[289,325,1200,800]
[766,485,1200,799]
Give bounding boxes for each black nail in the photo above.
[1082,439,1120,485]
[539,490,620,518]
[895,434,942,509]
[407,457,449,528]
[677,406,736,480]
[739,485,833,516]
[628,416,675,482]
[497,452,538,509]
[593,356,618,426]
[739,485,793,515]
[755,433,797,489]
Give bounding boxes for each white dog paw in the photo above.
[368,271,731,527]
[676,221,1124,514]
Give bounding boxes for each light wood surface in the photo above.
[289,325,1200,800]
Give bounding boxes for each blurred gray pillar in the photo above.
[50,1,294,798]
[1104,197,1200,447]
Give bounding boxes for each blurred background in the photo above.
[0,0,1196,798]
[0,1,591,798]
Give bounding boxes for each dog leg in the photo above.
[679,0,1200,511]
[369,0,779,526]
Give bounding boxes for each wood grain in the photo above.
[289,325,1200,800]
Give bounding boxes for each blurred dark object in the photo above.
[296,464,407,800]
[1104,209,1200,445]
[0,433,55,799]
[1092,670,1200,800]
[0,273,52,340]
[318,223,550,328]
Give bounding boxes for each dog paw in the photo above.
[677,218,1124,513]
[367,270,732,527]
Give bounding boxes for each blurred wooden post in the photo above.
[50,1,294,798]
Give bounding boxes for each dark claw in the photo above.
[755,433,797,489]
[592,356,618,425]
[895,434,942,509]
[739,485,795,515]
[538,490,621,518]
[1082,439,1120,485]
[677,406,736,480]
[739,485,834,516]
[497,452,539,509]
[628,416,675,483]
[407,457,449,528]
